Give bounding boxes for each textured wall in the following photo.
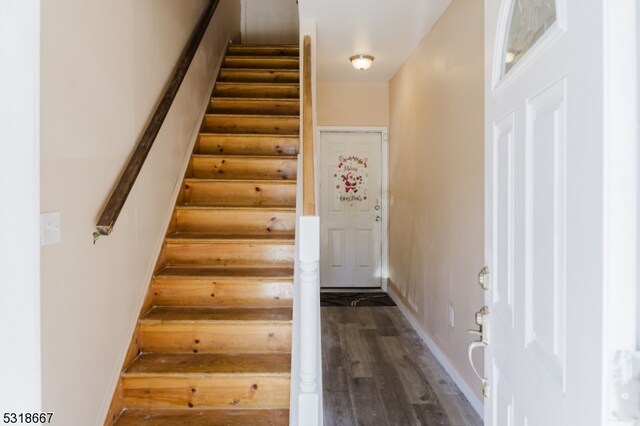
[388,0,484,400]
[40,1,240,424]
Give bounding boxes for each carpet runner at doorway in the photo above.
[320,292,396,307]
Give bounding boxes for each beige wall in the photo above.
[317,81,389,127]
[40,1,240,424]
[388,0,484,400]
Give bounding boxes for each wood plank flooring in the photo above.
[321,306,483,426]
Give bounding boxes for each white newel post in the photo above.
[298,215,320,426]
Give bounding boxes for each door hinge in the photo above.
[610,350,640,421]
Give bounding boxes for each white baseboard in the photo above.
[387,286,484,419]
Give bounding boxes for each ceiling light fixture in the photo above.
[350,54,374,70]
[505,51,515,64]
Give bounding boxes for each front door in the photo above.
[320,131,383,288]
[484,0,619,424]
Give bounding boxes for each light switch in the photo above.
[40,211,61,246]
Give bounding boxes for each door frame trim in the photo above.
[0,0,42,410]
[317,126,389,291]
[602,2,638,421]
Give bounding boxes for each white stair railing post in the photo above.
[298,215,320,426]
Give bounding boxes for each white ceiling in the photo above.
[298,0,453,83]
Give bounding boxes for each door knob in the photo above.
[375,216,381,222]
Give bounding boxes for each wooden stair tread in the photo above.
[174,205,295,211]
[215,82,299,87]
[224,55,299,60]
[198,132,299,140]
[221,67,299,71]
[140,306,292,323]
[220,68,299,74]
[124,353,291,376]
[228,45,298,55]
[114,408,289,426]
[156,267,293,279]
[211,95,300,106]
[166,233,294,242]
[184,178,296,184]
[210,97,299,103]
[203,113,299,119]
[198,132,298,136]
[192,154,297,160]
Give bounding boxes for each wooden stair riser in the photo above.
[151,278,293,308]
[138,323,291,353]
[190,156,297,180]
[196,134,299,156]
[170,208,295,235]
[163,241,294,268]
[122,376,291,410]
[214,83,299,99]
[181,180,296,207]
[227,45,299,57]
[223,57,299,69]
[209,98,299,116]
[202,115,299,135]
[113,409,290,426]
[219,69,299,83]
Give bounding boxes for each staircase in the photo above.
[110,44,300,426]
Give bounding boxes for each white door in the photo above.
[242,0,299,44]
[482,0,637,425]
[320,131,383,288]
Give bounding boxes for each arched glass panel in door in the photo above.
[502,0,557,75]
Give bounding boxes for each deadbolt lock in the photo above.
[478,266,490,291]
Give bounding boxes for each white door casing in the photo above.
[319,130,385,288]
[482,0,638,425]
[241,0,299,44]
[0,0,42,411]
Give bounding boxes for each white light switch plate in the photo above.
[40,211,61,246]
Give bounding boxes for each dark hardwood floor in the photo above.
[321,306,483,426]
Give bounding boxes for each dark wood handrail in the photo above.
[302,35,315,215]
[94,0,220,240]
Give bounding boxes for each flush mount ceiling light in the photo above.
[350,54,374,70]
[505,50,515,64]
